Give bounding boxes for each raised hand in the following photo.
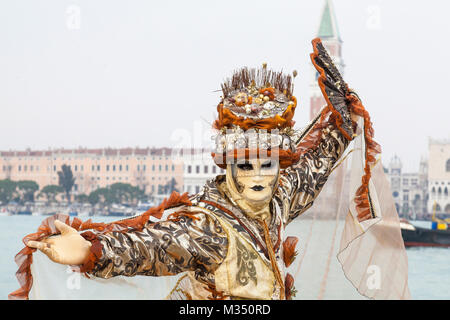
[311,38,354,140]
[27,220,92,265]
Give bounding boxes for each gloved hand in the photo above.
[27,220,92,265]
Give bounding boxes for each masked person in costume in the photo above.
[10,39,410,300]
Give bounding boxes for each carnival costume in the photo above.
[9,39,410,300]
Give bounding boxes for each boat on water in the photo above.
[401,220,450,248]
[106,203,136,217]
[42,211,57,216]
[400,202,450,248]
[16,210,32,215]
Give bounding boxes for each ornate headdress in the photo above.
[211,64,302,169]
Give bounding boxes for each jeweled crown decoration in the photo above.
[217,64,296,125]
[211,64,302,169]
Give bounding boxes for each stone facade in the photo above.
[179,148,225,195]
[0,147,184,200]
[388,155,428,218]
[427,138,450,214]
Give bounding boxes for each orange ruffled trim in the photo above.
[310,38,381,222]
[79,231,104,274]
[213,97,297,131]
[8,191,192,300]
[346,94,381,221]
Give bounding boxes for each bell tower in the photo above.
[310,0,344,120]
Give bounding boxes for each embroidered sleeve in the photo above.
[87,210,228,280]
[280,116,352,224]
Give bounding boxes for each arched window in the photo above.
[438,187,442,196]
[432,187,436,195]
[445,204,450,214]
[435,204,442,213]
[447,159,450,172]
[445,187,449,197]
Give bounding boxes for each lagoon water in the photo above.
[0,215,448,300]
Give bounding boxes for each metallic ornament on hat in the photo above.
[236,133,247,148]
[226,134,236,151]
[270,134,282,147]
[264,101,276,110]
[233,92,248,106]
[247,130,258,149]
[282,136,291,150]
[234,126,244,134]
[259,131,268,145]
[274,94,289,103]
[215,135,226,153]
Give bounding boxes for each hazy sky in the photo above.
[1,0,449,172]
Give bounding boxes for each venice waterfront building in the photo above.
[179,148,225,195]
[0,146,229,204]
[0,147,184,201]
[428,138,450,215]
[387,155,428,218]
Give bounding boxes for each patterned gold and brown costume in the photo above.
[13,38,394,301]
[86,115,352,300]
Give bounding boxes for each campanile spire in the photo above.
[310,0,344,120]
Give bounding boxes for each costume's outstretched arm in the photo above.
[12,193,228,300]
[87,212,227,279]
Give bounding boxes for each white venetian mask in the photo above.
[227,157,280,206]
